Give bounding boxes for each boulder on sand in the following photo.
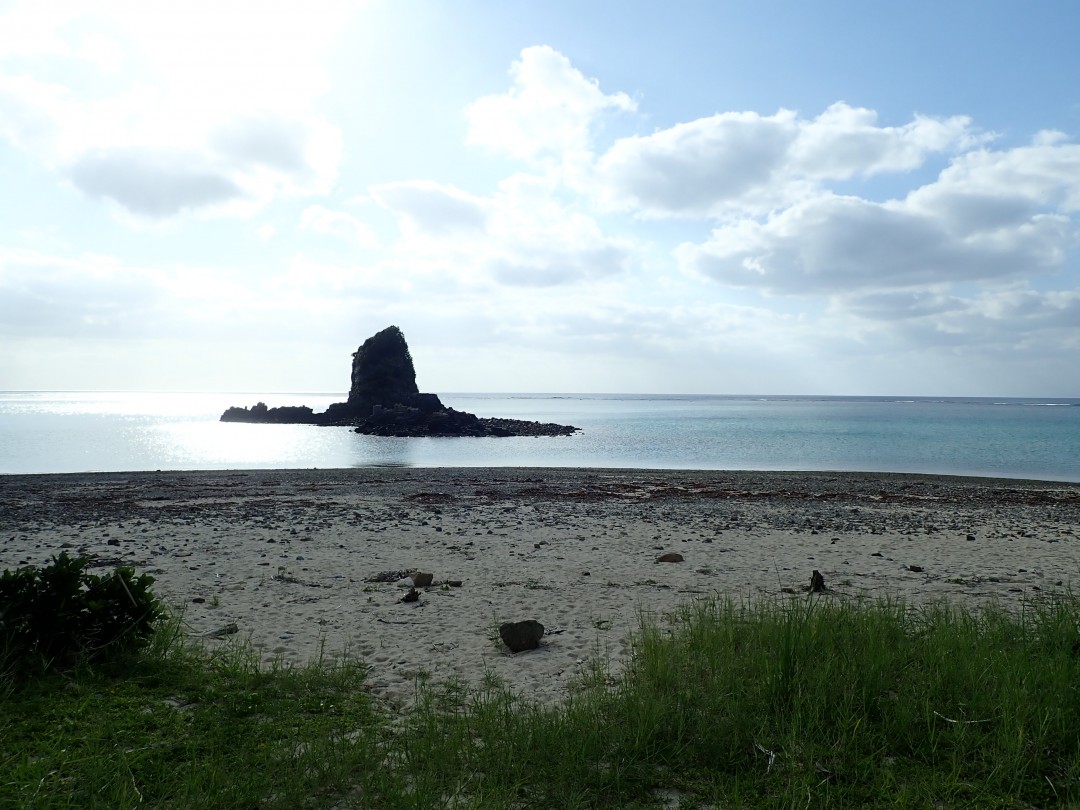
[499,620,545,653]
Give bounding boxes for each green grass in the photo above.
[4,594,1080,808]
[0,619,386,809]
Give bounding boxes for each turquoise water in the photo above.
[1,391,1079,481]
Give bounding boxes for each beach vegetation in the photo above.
[4,590,1080,807]
[1,615,382,809]
[0,553,160,681]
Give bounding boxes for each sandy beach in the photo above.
[3,468,1079,708]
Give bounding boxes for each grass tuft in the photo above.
[4,595,1080,807]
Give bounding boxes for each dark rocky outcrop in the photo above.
[349,326,419,412]
[220,403,317,424]
[220,325,579,437]
[478,417,579,437]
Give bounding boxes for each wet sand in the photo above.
[2,468,1079,707]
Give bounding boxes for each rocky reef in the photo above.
[220,326,579,438]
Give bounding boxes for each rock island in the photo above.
[220,326,580,437]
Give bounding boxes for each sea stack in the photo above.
[321,325,445,425]
[220,326,580,437]
[346,326,422,413]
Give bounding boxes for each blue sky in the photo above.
[1,0,1078,395]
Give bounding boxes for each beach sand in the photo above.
[3,468,1079,708]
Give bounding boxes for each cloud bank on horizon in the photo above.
[1,0,1078,396]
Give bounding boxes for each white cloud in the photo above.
[487,241,629,288]
[594,110,800,216]
[679,193,1074,294]
[299,205,380,247]
[905,139,1080,225]
[678,134,1080,295]
[482,173,635,286]
[369,173,637,288]
[831,288,959,322]
[210,114,322,177]
[0,0,353,218]
[2,39,1078,396]
[466,45,635,161]
[790,103,979,179]
[0,247,168,338]
[591,103,977,218]
[833,287,1080,357]
[67,148,245,217]
[370,181,489,235]
[0,76,71,156]
[56,111,343,217]
[0,245,384,345]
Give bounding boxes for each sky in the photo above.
[1,0,1079,396]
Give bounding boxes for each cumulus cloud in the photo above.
[3,39,1078,394]
[0,76,66,154]
[371,181,489,235]
[0,245,378,345]
[67,149,245,217]
[678,192,1074,294]
[832,288,961,321]
[676,130,1080,296]
[835,287,1080,356]
[594,110,799,216]
[591,103,977,218]
[905,139,1080,224]
[0,0,350,218]
[466,45,635,161]
[210,115,316,176]
[56,111,343,217]
[482,174,635,286]
[365,172,636,288]
[0,247,169,337]
[790,103,979,179]
[946,289,1080,342]
[299,205,380,247]
[488,242,629,287]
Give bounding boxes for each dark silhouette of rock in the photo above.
[655,552,684,563]
[349,326,419,411]
[220,325,579,437]
[810,570,826,592]
[478,417,579,437]
[322,326,434,424]
[499,619,544,653]
[221,402,317,424]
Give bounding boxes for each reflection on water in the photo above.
[154,422,348,467]
[350,436,415,468]
[1,391,1079,480]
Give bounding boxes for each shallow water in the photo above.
[2,391,1079,481]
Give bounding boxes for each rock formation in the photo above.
[220,325,580,437]
[220,402,317,424]
[319,326,422,421]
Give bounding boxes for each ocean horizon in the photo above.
[2,390,1079,482]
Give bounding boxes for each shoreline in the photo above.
[4,461,1080,485]
[3,467,1079,707]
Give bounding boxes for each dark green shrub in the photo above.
[1,552,161,678]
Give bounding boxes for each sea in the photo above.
[1,391,1079,482]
